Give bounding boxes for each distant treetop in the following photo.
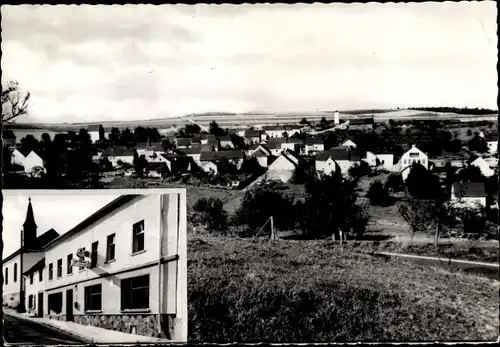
[408,107,498,115]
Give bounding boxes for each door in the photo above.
[37,292,44,317]
[66,289,74,321]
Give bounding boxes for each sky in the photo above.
[1,3,498,124]
[2,193,119,258]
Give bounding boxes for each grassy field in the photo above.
[188,235,499,342]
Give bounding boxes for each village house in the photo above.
[467,156,495,177]
[315,147,364,176]
[152,154,193,176]
[250,145,272,168]
[177,146,203,166]
[375,153,395,171]
[262,125,302,139]
[265,150,299,183]
[280,137,305,154]
[24,193,187,341]
[304,137,325,155]
[10,148,28,167]
[243,130,263,145]
[450,182,490,207]
[101,146,136,168]
[348,117,375,131]
[340,139,357,149]
[23,151,47,174]
[174,138,192,149]
[397,145,429,181]
[483,132,498,154]
[265,138,286,156]
[201,161,219,176]
[3,129,17,147]
[199,150,245,170]
[2,199,59,312]
[135,142,165,162]
[218,135,234,149]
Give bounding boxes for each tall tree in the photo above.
[1,80,31,123]
[98,125,105,142]
[209,121,225,137]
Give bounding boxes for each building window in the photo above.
[91,241,99,268]
[422,159,426,166]
[39,268,43,282]
[409,152,419,157]
[57,259,63,278]
[48,292,63,314]
[30,272,34,285]
[67,254,73,274]
[28,294,35,310]
[14,263,17,282]
[84,284,102,312]
[106,234,116,262]
[5,268,8,285]
[49,263,53,280]
[132,220,145,254]
[121,274,149,310]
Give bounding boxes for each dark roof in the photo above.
[44,195,140,250]
[245,130,262,138]
[175,138,192,146]
[201,134,216,140]
[102,146,136,157]
[218,135,232,142]
[285,138,304,144]
[3,129,16,139]
[3,248,43,264]
[251,147,271,158]
[201,143,216,151]
[266,137,286,149]
[316,147,351,161]
[306,136,324,145]
[349,117,375,126]
[36,228,60,248]
[349,148,367,162]
[15,148,32,157]
[207,138,219,146]
[483,132,499,142]
[452,182,487,198]
[179,146,202,155]
[200,150,244,161]
[23,258,45,275]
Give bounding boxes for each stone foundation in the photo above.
[64,314,172,339]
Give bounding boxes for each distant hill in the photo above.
[408,107,498,115]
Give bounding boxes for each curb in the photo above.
[3,311,95,344]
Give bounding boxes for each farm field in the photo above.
[10,109,498,131]
[188,235,499,342]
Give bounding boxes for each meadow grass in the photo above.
[188,235,499,342]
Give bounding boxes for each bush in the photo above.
[203,198,228,232]
[193,197,209,212]
[406,164,445,200]
[233,188,297,233]
[385,173,404,193]
[367,180,391,206]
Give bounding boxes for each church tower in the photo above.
[22,197,38,249]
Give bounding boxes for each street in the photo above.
[3,314,85,345]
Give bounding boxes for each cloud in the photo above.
[1,3,497,123]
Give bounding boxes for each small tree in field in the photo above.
[367,180,391,206]
[2,80,30,123]
[203,198,227,232]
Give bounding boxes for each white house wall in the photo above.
[23,153,44,173]
[11,150,26,166]
[2,254,22,304]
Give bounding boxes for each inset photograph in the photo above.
[2,189,187,344]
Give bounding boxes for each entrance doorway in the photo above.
[37,292,44,317]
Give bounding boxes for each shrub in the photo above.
[367,180,391,206]
[385,173,404,193]
[193,197,209,212]
[203,198,228,232]
[233,188,297,233]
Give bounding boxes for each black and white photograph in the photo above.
[2,189,188,344]
[1,2,499,344]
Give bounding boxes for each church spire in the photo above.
[23,197,37,229]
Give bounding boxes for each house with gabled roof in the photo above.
[102,146,136,168]
[174,138,192,149]
[3,129,17,147]
[217,135,234,149]
[315,147,352,175]
[450,182,491,207]
[266,150,300,183]
[244,130,263,145]
[304,136,325,155]
[467,156,495,177]
[136,141,165,161]
[23,151,47,174]
[348,117,375,131]
[265,137,286,156]
[250,145,272,168]
[10,148,28,167]
[482,131,498,154]
[177,146,203,165]
[397,145,429,181]
[340,139,357,149]
[152,153,193,175]
[200,150,245,169]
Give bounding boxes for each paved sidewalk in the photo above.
[3,308,171,344]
